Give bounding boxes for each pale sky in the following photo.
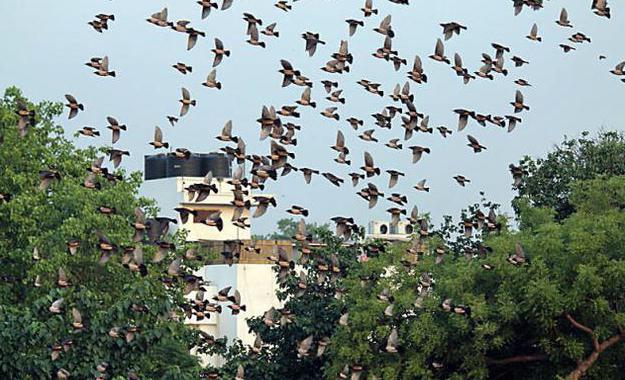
[1,0,624,234]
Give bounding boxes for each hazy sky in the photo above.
[1,0,624,235]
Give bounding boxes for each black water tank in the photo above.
[144,154,168,180]
[144,152,231,180]
[201,153,231,178]
[166,154,203,177]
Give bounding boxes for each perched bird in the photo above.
[385,328,398,353]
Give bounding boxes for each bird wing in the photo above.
[435,38,444,56]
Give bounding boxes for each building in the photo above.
[141,152,287,364]
[366,220,413,241]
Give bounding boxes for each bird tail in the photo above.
[216,82,222,90]
[260,42,266,48]
[78,104,85,110]
[274,32,280,37]
[373,9,379,14]
[163,143,170,149]
[225,51,231,57]
[339,98,345,104]
[109,71,116,77]
[375,168,381,175]
[94,131,100,136]
[333,114,340,121]
[188,67,192,73]
[311,102,317,108]
[302,210,309,217]
[291,139,297,146]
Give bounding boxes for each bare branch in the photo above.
[485,354,547,366]
[565,313,599,351]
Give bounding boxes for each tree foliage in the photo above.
[0,87,203,379]
[515,131,625,220]
[202,230,382,379]
[253,218,333,241]
[327,176,625,379]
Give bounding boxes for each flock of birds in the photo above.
[8,0,624,378]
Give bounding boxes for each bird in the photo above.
[179,87,196,117]
[331,130,349,154]
[508,242,529,265]
[440,22,467,40]
[346,19,364,36]
[146,7,172,27]
[556,8,573,27]
[429,39,450,64]
[198,0,218,19]
[559,44,576,53]
[302,32,325,56]
[246,24,266,48]
[467,135,487,153]
[610,62,625,76]
[279,60,300,87]
[409,146,431,164]
[361,0,378,17]
[511,90,530,113]
[385,328,398,353]
[386,170,404,188]
[453,175,470,187]
[211,38,230,67]
[506,115,522,132]
[414,179,429,192]
[526,23,542,42]
[592,0,611,18]
[261,23,279,38]
[106,116,126,144]
[296,87,316,108]
[322,172,344,187]
[407,55,428,84]
[374,15,394,38]
[149,126,169,149]
[93,56,115,77]
[64,94,84,119]
[361,152,380,177]
[320,107,340,120]
[172,62,192,74]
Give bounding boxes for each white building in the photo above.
[141,153,285,366]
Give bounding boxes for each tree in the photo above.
[200,229,381,379]
[253,218,333,241]
[0,87,204,379]
[327,176,625,379]
[515,131,625,220]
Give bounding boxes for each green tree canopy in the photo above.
[327,176,625,379]
[0,87,204,379]
[515,131,625,220]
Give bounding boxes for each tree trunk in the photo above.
[567,333,624,380]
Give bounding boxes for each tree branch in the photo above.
[485,354,548,366]
[565,313,599,350]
